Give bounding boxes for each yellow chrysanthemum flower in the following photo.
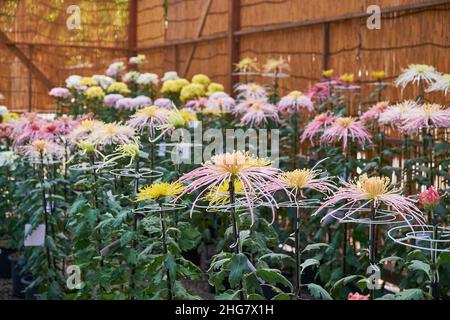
[192,74,211,88]
[136,182,184,201]
[340,73,354,83]
[161,79,190,94]
[235,57,259,73]
[167,109,187,128]
[2,112,19,123]
[263,58,289,74]
[206,83,225,96]
[371,71,386,81]
[322,69,334,78]
[205,180,244,206]
[107,82,131,95]
[84,86,105,100]
[80,77,98,87]
[180,83,206,103]
[180,109,198,123]
[78,140,96,154]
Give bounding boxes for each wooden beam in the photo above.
[234,0,450,36]
[322,22,330,71]
[182,0,213,78]
[0,30,54,90]
[228,0,240,92]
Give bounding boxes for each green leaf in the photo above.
[272,293,291,300]
[216,290,241,300]
[302,243,329,253]
[247,293,265,300]
[380,256,403,264]
[408,260,431,278]
[228,253,250,288]
[255,269,293,291]
[120,231,135,247]
[306,283,332,300]
[165,253,177,282]
[300,258,320,271]
[395,289,424,300]
[331,275,364,294]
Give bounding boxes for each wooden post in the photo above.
[182,0,213,78]
[173,45,179,73]
[322,22,330,71]
[228,0,240,93]
[28,45,33,112]
[128,0,138,61]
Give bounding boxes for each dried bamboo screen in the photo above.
[1,0,449,113]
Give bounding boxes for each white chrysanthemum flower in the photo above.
[65,75,82,89]
[426,74,450,95]
[0,151,17,168]
[395,64,441,89]
[0,106,8,116]
[162,71,179,81]
[92,75,116,89]
[379,100,418,127]
[123,71,140,83]
[89,123,136,146]
[137,73,159,85]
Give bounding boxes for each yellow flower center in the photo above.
[280,169,313,189]
[289,91,303,99]
[335,117,355,128]
[103,123,118,136]
[138,106,161,118]
[411,64,434,74]
[32,140,47,152]
[209,151,271,175]
[356,175,390,200]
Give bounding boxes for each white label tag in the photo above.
[24,224,46,247]
[158,142,166,157]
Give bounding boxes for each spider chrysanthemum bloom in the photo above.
[235,57,259,73]
[378,100,418,127]
[262,58,289,74]
[278,91,314,113]
[127,106,169,137]
[204,92,235,115]
[68,119,105,144]
[136,182,184,202]
[426,74,450,95]
[314,174,425,226]
[20,139,64,159]
[395,64,441,89]
[268,167,335,199]
[175,151,285,224]
[321,117,372,151]
[301,113,336,144]
[236,83,267,100]
[360,101,390,123]
[401,103,450,133]
[89,122,136,146]
[240,100,279,127]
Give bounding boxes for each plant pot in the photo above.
[0,241,13,279]
[8,253,25,298]
[21,275,38,300]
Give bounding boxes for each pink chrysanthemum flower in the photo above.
[401,103,450,133]
[360,101,389,123]
[234,97,266,115]
[49,87,71,99]
[240,100,279,127]
[104,94,124,108]
[154,98,174,109]
[235,83,267,99]
[314,174,425,227]
[184,97,208,112]
[348,293,369,301]
[89,122,136,146]
[266,164,335,200]
[418,186,441,211]
[278,91,314,113]
[19,139,65,160]
[204,92,236,115]
[68,119,105,144]
[378,100,418,127]
[175,151,286,224]
[321,117,372,151]
[54,115,78,137]
[126,106,169,137]
[301,113,337,145]
[307,82,330,102]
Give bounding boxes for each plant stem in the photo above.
[369,204,378,300]
[130,157,140,299]
[89,154,103,268]
[293,200,302,299]
[39,153,52,272]
[159,202,173,300]
[292,114,298,170]
[430,208,439,300]
[229,175,245,300]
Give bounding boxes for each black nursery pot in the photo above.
[21,275,38,300]
[8,254,25,298]
[0,242,13,279]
